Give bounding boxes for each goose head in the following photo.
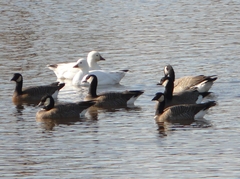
[11,73,23,83]
[87,51,105,70]
[163,64,175,81]
[152,92,165,115]
[157,76,174,99]
[11,73,24,94]
[151,92,165,102]
[38,95,55,111]
[73,58,89,71]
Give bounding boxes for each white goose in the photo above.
[72,58,128,85]
[47,51,105,79]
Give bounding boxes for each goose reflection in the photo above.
[156,118,212,136]
[87,105,142,120]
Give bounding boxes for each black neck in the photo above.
[168,68,175,81]
[88,76,98,97]
[15,80,23,95]
[156,100,165,115]
[164,77,174,100]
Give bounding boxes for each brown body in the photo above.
[36,95,95,120]
[161,65,217,93]
[83,74,144,108]
[11,73,65,105]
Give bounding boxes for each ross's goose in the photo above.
[72,58,128,85]
[47,51,105,79]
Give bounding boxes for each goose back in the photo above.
[47,61,81,79]
[174,75,218,93]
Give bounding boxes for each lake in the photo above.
[0,0,240,178]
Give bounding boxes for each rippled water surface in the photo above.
[1,0,240,178]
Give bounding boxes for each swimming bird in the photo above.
[11,73,65,104]
[72,58,128,85]
[158,76,211,108]
[152,92,216,124]
[36,95,95,119]
[47,51,105,79]
[83,74,144,108]
[160,64,217,93]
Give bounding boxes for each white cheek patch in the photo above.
[162,79,169,87]
[159,95,165,102]
[16,76,22,82]
[88,76,94,83]
[44,98,50,106]
[164,66,169,75]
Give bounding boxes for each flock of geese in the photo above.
[11,51,218,125]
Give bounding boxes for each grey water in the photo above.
[1,0,240,178]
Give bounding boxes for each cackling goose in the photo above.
[158,76,211,108]
[161,64,217,93]
[152,92,216,124]
[36,95,95,119]
[11,73,65,104]
[83,74,144,108]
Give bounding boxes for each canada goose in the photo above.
[11,73,65,104]
[152,92,216,124]
[83,74,144,108]
[161,65,217,93]
[47,51,105,79]
[72,58,128,85]
[36,95,95,119]
[157,76,211,108]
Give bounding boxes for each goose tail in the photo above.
[126,90,144,105]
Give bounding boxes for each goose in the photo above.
[160,64,217,93]
[157,76,211,108]
[83,74,144,108]
[152,92,216,124]
[36,95,95,119]
[47,51,105,79]
[11,73,65,104]
[72,58,128,85]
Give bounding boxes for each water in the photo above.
[1,0,240,178]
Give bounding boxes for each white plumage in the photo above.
[72,58,128,85]
[47,51,105,79]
